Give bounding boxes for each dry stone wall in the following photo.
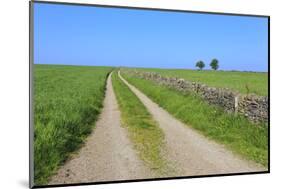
[125,70,268,124]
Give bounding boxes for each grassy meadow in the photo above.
[112,72,170,175]
[122,71,268,166]
[33,64,268,185]
[34,64,112,184]
[137,68,268,96]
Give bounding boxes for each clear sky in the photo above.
[34,2,268,72]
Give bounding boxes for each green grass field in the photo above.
[122,72,268,166]
[34,64,268,184]
[137,68,268,96]
[34,64,112,184]
[112,72,170,175]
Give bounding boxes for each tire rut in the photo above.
[49,72,154,185]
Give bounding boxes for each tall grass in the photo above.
[34,64,112,184]
[137,68,268,96]
[123,72,268,167]
[111,72,170,175]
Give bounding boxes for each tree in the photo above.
[210,58,219,70]
[196,61,205,70]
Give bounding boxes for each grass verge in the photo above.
[122,71,268,167]
[111,71,169,174]
[34,64,112,184]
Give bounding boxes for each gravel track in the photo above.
[49,73,154,185]
[48,70,265,186]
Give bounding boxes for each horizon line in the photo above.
[34,63,268,73]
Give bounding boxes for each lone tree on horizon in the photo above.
[196,61,205,70]
[210,58,219,70]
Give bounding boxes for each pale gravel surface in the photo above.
[48,70,266,186]
[49,73,154,185]
[118,71,267,176]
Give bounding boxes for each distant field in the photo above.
[137,68,268,96]
[34,64,112,184]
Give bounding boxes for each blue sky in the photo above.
[34,3,268,71]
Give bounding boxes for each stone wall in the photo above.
[125,70,268,124]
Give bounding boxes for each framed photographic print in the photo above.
[29,1,269,188]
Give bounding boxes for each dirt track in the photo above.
[49,73,154,185]
[118,71,266,176]
[49,71,266,185]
